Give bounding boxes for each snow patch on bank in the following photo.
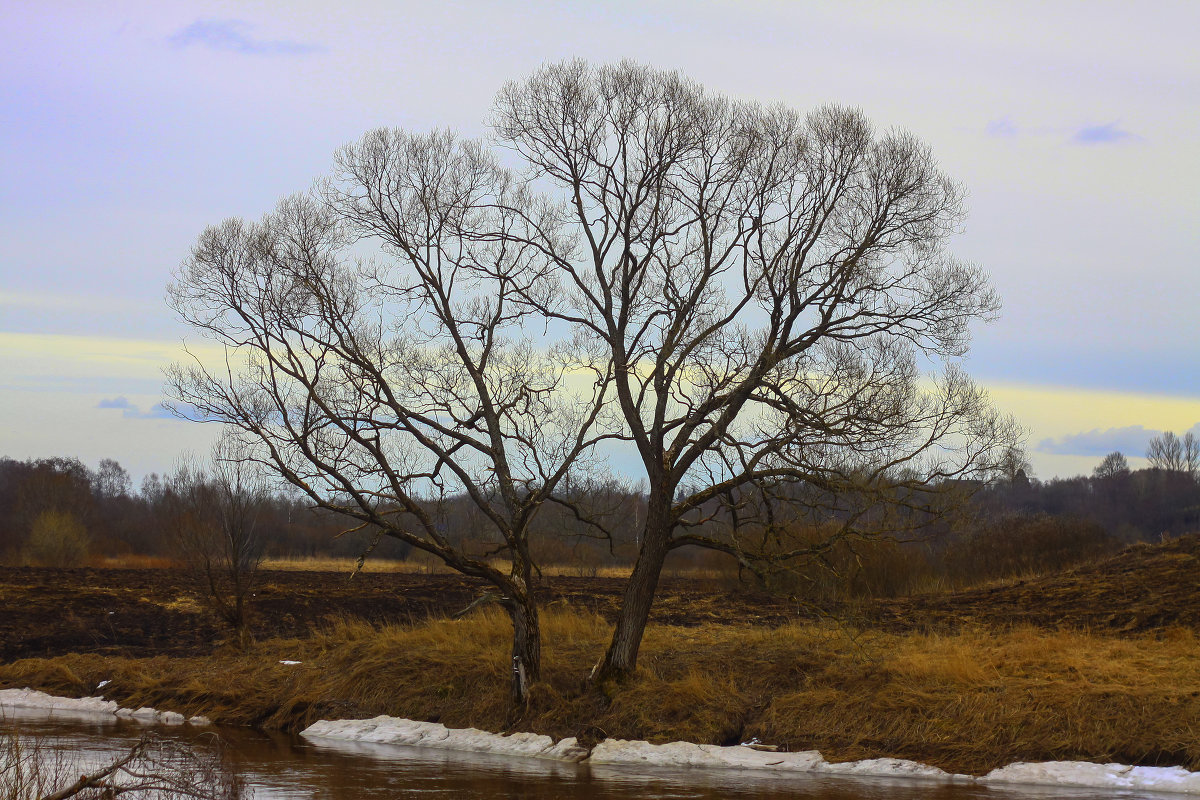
[302,716,588,761]
[982,761,1200,794]
[0,688,118,716]
[302,714,1200,795]
[589,738,822,771]
[0,688,208,727]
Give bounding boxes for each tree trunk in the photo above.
[592,500,673,682]
[507,597,541,706]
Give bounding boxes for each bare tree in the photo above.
[166,433,269,641]
[169,59,1018,692]
[1147,431,1185,473]
[491,60,1020,680]
[1093,451,1130,479]
[167,131,611,704]
[996,446,1033,485]
[92,459,132,500]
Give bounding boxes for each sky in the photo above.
[1,0,1198,483]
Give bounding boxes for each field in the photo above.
[3,535,1200,775]
[0,567,806,663]
[5,535,1198,663]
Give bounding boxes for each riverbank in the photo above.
[8,679,1200,798]
[3,607,1200,776]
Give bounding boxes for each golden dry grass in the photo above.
[260,556,732,579]
[87,555,180,569]
[260,557,444,573]
[4,610,1200,775]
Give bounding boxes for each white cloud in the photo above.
[168,19,322,56]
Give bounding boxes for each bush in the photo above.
[941,514,1120,585]
[23,510,90,567]
[719,522,937,602]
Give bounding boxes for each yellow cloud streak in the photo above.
[985,380,1200,439]
[0,332,223,384]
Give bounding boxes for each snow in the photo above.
[279,660,302,666]
[591,738,823,771]
[983,761,1200,794]
[11,688,1200,796]
[303,721,957,780]
[302,716,589,762]
[589,739,967,781]
[0,688,200,727]
[0,688,118,715]
[818,756,968,781]
[303,713,1200,795]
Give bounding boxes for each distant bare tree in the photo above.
[92,458,132,500]
[1093,451,1130,479]
[166,433,269,641]
[996,446,1033,487]
[167,132,611,704]
[492,60,1020,680]
[1147,431,1188,474]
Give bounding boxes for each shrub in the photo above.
[22,510,90,567]
[941,514,1120,585]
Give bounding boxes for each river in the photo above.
[0,707,1177,799]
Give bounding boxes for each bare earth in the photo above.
[2,535,1198,663]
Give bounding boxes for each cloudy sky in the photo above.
[2,0,1198,482]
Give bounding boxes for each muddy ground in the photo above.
[3,534,1198,662]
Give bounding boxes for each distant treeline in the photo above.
[0,456,401,566]
[0,456,641,569]
[1,453,1198,597]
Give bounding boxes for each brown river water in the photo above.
[0,708,1171,799]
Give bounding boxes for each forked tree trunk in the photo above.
[592,500,673,682]
[507,597,541,706]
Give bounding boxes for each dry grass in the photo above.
[260,557,643,578]
[88,555,181,569]
[4,610,1200,776]
[260,557,443,573]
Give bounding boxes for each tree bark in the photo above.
[507,597,541,706]
[592,498,673,681]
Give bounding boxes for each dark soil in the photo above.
[0,567,793,662]
[3,534,1199,663]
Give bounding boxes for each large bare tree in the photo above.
[490,60,1020,680]
[170,59,1018,695]
[168,131,612,704]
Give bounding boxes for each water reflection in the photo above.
[0,707,1174,799]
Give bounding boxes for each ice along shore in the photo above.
[7,688,1200,797]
